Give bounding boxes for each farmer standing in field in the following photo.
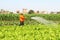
[19,13,25,26]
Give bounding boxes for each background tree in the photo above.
[37,11,39,13]
[57,12,60,14]
[50,12,54,14]
[16,10,20,13]
[28,10,34,14]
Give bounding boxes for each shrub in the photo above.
[28,10,35,14]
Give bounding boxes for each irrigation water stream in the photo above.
[31,17,58,27]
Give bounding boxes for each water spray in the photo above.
[31,17,58,27]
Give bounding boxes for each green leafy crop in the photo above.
[0,24,60,40]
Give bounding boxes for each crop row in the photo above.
[0,14,60,21]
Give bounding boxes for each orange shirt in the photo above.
[20,15,25,22]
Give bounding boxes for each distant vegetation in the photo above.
[28,10,35,14]
[0,13,60,25]
[0,13,60,21]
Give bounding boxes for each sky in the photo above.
[0,0,60,12]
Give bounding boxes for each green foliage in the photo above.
[0,14,19,21]
[24,14,60,21]
[0,24,60,40]
[0,13,60,40]
[0,14,60,25]
[28,10,35,14]
[0,14,60,21]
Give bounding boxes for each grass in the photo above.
[0,24,60,40]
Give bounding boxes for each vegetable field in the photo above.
[0,13,60,40]
[0,14,60,25]
[0,14,60,21]
[0,24,60,40]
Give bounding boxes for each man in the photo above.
[19,13,25,26]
